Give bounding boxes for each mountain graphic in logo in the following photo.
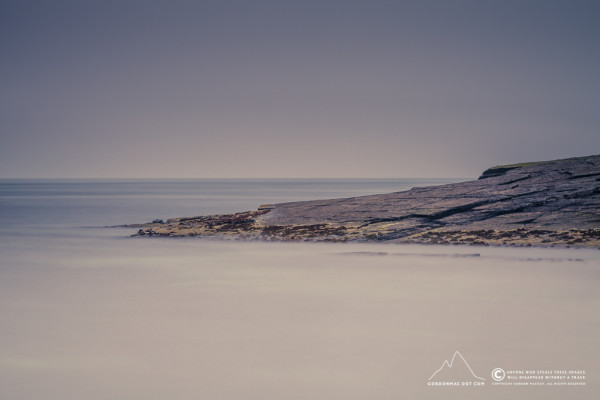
[428,351,485,381]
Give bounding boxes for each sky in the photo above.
[1,0,599,178]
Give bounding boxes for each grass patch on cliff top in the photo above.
[487,156,585,170]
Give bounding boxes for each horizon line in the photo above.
[0,176,471,180]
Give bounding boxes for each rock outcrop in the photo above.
[128,155,600,247]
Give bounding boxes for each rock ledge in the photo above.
[127,155,600,247]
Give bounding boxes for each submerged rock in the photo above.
[128,155,600,247]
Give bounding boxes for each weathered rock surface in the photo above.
[128,155,600,247]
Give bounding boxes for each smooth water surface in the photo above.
[0,179,598,399]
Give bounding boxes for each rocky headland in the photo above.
[127,155,600,247]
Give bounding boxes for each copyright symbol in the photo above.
[492,368,505,381]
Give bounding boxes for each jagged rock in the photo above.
[127,155,600,247]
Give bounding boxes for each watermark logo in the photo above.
[427,351,586,389]
[491,368,506,381]
[427,351,485,387]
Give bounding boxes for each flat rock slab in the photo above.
[128,155,600,247]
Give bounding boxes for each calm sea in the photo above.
[0,178,460,234]
[0,179,598,400]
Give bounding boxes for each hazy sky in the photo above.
[1,0,599,178]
